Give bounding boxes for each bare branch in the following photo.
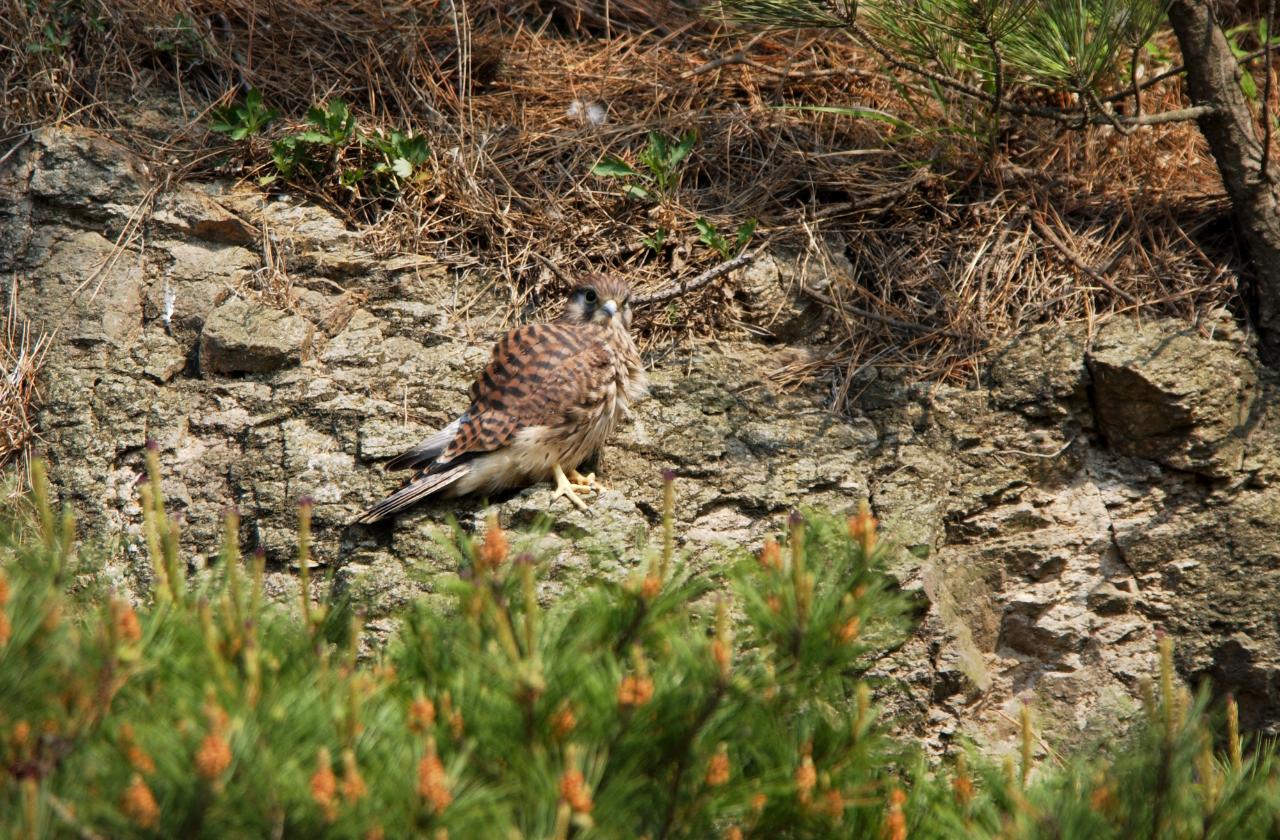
[1101,40,1280,106]
[0,133,32,169]
[529,252,575,285]
[1088,89,1137,136]
[1117,105,1217,126]
[633,249,760,307]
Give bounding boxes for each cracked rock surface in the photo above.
[7,125,1280,756]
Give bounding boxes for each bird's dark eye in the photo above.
[583,289,598,304]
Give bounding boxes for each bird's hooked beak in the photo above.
[601,299,619,318]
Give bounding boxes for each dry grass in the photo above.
[1,0,1244,396]
[0,280,50,467]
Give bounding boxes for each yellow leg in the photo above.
[567,467,604,490]
[551,463,591,511]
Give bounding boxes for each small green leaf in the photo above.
[647,131,668,162]
[696,217,730,258]
[402,136,430,165]
[392,158,413,179]
[1242,71,1258,101]
[592,156,639,178]
[668,130,697,168]
[622,184,653,200]
[297,131,331,144]
[735,218,757,250]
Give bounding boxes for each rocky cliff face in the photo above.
[5,126,1279,758]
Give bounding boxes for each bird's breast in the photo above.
[607,328,647,408]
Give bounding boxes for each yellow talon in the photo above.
[551,464,591,511]
[567,468,603,490]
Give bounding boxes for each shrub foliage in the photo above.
[1,455,1279,838]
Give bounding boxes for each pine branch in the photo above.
[656,684,726,840]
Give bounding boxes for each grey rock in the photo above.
[134,329,189,383]
[988,323,1091,421]
[1087,581,1135,616]
[733,246,834,342]
[199,297,312,375]
[150,188,257,245]
[1088,320,1256,477]
[27,125,152,219]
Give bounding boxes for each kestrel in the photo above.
[355,274,646,523]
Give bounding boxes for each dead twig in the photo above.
[634,249,760,307]
[682,31,769,77]
[530,251,576,285]
[683,31,875,81]
[0,132,31,168]
[1030,215,1139,305]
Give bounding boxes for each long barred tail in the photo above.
[353,464,470,524]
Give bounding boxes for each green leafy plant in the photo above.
[338,167,367,192]
[266,136,307,183]
[206,91,430,198]
[642,227,668,253]
[363,128,431,184]
[696,217,757,260]
[25,22,69,55]
[1224,19,1280,101]
[209,89,279,141]
[593,129,698,200]
[262,100,357,185]
[300,99,357,147]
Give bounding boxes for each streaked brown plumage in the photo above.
[355,274,646,523]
